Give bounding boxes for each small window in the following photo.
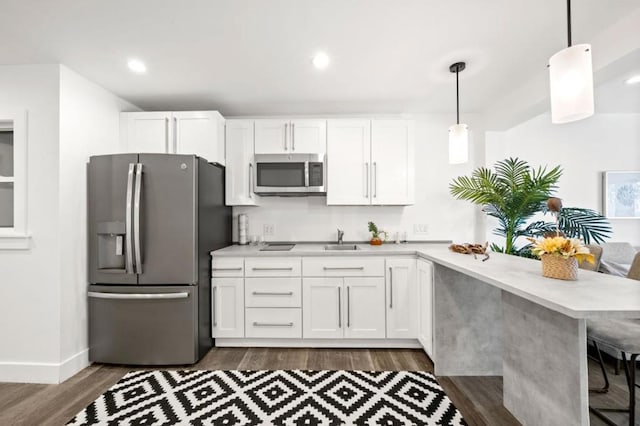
[0,111,29,249]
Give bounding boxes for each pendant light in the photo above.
[449,62,468,165]
[548,0,594,124]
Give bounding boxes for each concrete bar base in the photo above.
[502,292,589,426]
[433,264,503,376]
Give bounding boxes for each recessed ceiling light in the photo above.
[127,59,147,74]
[626,75,640,85]
[312,52,330,70]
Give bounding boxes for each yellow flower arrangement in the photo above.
[527,236,595,264]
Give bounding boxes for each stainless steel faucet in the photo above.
[337,229,344,245]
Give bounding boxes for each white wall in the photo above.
[0,64,62,383]
[58,66,139,381]
[486,113,640,248]
[234,114,484,244]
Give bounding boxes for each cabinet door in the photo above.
[254,119,290,154]
[344,277,385,339]
[386,258,418,338]
[122,112,171,153]
[225,120,258,206]
[212,277,244,338]
[371,120,414,205]
[290,119,326,154]
[302,278,343,339]
[173,111,225,164]
[417,260,434,356]
[326,120,371,205]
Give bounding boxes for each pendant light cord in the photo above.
[567,0,572,47]
[456,68,460,125]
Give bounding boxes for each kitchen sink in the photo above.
[324,244,360,251]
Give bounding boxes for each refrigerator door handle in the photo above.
[125,163,135,274]
[133,163,143,274]
[88,291,189,300]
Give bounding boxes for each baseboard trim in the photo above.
[0,348,90,384]
[215,338,423,349]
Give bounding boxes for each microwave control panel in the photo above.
[309,162,324,186]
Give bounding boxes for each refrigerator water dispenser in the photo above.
[97,221,126,271]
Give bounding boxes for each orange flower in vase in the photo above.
[367,221,387,246]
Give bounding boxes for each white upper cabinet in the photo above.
[386,258,418,339]
[371,119,414,205]
[225,120,258,206]
[254,119,289,154]
[290,119,326,154]
[327,119,414,206]
[327,120,371,205]
[255,119,326,154]
[123,112,172,154]
[121,111,225,164]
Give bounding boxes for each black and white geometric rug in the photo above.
[68,370,467,425]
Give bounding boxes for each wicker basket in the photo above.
[541,254,578,281]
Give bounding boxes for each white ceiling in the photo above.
[1,0,639,115]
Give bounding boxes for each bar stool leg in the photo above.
[630,354,638,426]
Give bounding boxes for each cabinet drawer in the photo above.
[245,278,301,308]
[303,257,384,277]
[245,257,301,277]
[212,257,244,277]
[245,308,302,338]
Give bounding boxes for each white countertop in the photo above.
[212,243,640,320]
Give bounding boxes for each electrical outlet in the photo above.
[263,224,275,236]
[413,224,429,235]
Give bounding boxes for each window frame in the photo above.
[0,110,29,249]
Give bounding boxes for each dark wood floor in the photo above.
[0,348,635,425]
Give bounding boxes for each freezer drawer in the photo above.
[88,285,198,365]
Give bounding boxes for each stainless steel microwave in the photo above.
[254,153,326,196]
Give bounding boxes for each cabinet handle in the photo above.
[249,163,253,198]
[347,286,350,328]
[338,286,342,328]
[212,286,217,327]
[165,117,170,153]
[373,162,377,198]
[173,117,178,153]
[252,267,293,271]
[212,267,242,271]
[284,123,288,150]
[253,322,294,327]
[365,162,369,198]
[323,266,364,271]
[291,123,295,151]
[389,266,393,308]
[252,291,293,296]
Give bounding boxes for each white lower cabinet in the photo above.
[212,277,244,338]
[386,258,418,338]
[302,271,385,339]
[417,259,434,356]
[246,308,302,338]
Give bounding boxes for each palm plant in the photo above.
[449,158,611,255]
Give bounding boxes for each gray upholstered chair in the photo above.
[599,242,638,276]
[587,253,640,425]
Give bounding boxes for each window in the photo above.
[0,111,28,249]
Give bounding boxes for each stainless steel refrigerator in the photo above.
[87,153,231,365]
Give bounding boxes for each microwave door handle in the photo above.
[284,123,288,151]
[125,163,135,274]
[133,163,143,274]
[304,161,309,187]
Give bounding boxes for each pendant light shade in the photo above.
[448,62,468,165]
[448,124,469,165]
[548,0,594,124]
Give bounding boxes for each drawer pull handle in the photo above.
[212,267,243,271]
[323,267,364,271]
[253,322,294,327]
[252,267,294,271]
[252,291,294,296]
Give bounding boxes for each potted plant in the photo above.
[528,236,594,280]
[449,158,611,257]
[368,221,387,246]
